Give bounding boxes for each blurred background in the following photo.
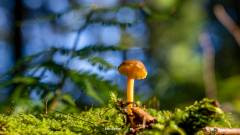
[0,0,240,123]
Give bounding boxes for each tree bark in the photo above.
[14,0,23,61]
[9,0,25,100]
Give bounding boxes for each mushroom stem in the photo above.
[127,70,135,128]
[127,77,134,114]
[127,69,135,115]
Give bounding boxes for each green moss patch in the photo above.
[0,93,233,135]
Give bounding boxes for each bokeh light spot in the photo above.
[47,0,70,13]
[23,0,43,10]
[117,7,136,23]
[100,26,121,46]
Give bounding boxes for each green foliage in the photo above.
[0,92,233,135]
[8,51,50,75]
[0,112,120,135]
[68,70,123,93]
[0,77,40,90]
[89,20,134,28]
[73,45,120,57]
[140,99,231,135]
[0,45,122,111]
[2,0,138,111]
[85,81,104,104]
[36,61,65,75]
[0,93,125,134]
[87,57,117,71]
[93,4,141,12]
[0,0,176,114]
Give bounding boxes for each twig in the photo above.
[100,108,113,118]
[203,127,240,135]
[213,4,240,47]
[97,121,110,124]
[168,112,171,117]
[143,112,146,129]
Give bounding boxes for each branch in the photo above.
[213,4,240,47]
[202,127,240,135]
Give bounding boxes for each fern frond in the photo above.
[9,51,51,74]
[73,45,120,57]
[69,70,124,97]
[85,81,104,104]
[36,61,65,75]
[93,4,140,12]
[0,76,40,90]
[87,57,116,71]
[89,20,135,28]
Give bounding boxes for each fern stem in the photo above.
[49,88,62,113]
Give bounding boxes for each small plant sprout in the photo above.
[118,59,147,127]
[45,99,48,116]
[154,96,156,109]
[5,101,15,116]
[85,105,87,111]
[73,99,75,117]
[42,100,44,115]
[91,101,93,111]
[157,101,160,111]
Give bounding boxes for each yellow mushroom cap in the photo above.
[118,59,147,79]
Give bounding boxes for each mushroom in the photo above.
[118,59,147,115]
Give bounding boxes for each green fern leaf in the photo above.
[87,57,116,71]
[0,76,40,90]
[93,4,140,12]
[73,45,120,57]
[36,61,65,75]
[9,51,50,74]
[85,81,104,104]
[68,70,124,102]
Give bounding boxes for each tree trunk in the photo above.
[14,0,23,61]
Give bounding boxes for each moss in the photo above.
[140,99,231,135]
[0,93,233,135]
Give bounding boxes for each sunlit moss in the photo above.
[0,93,233,135]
